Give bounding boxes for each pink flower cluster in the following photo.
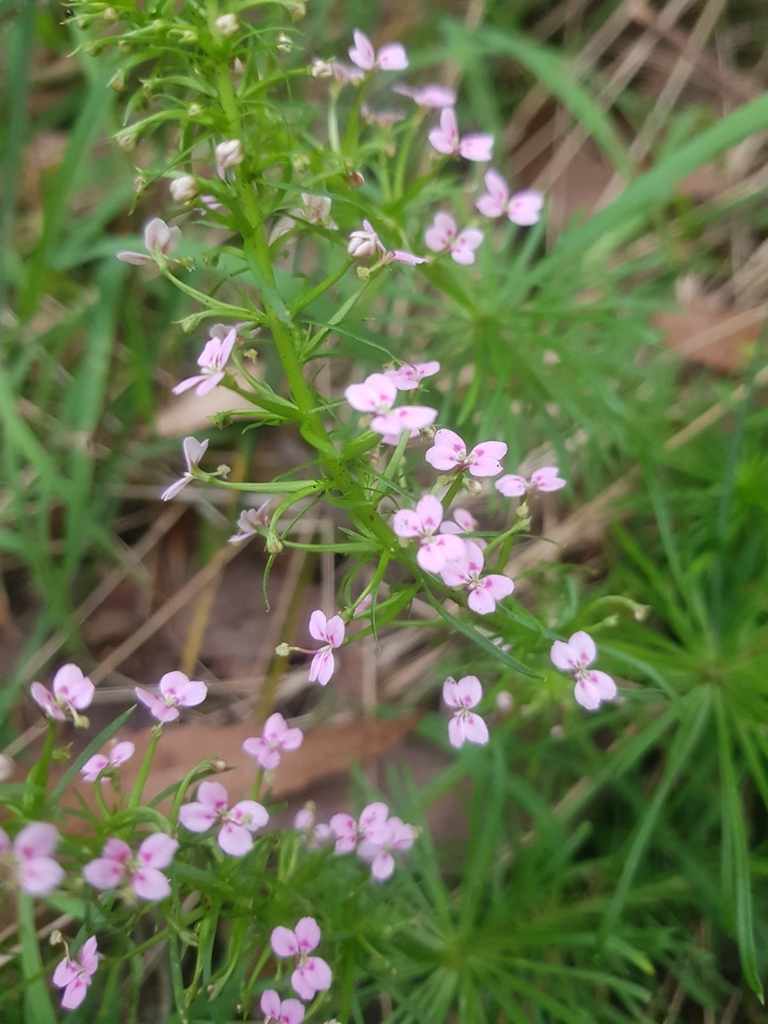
[178,781,269,855]
[329,802,416,881]
[345,372,437,443]
[80,741,135,783]
[550,631,617,711]
[271,917,332,1001]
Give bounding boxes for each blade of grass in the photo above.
[18,893,57,1024]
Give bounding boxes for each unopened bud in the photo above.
[289,0,306,19]
[211,758,226,772]
[215,13,239,36]
[215,138,243,168]
[170,175,198,203]
[347,169,365,188]
[275,642,291,657]
[466,478,482,496]
[292,154,310,174]
[117,39,132,53]
[49,930,64,946]
[115,128,137,152]
[550,724,565,741]
[109,71,125,91]
[188,103,203,118]
[310,58,333,78]
[216,464,231,478]
[179,29,198,43]
[0,754,13,781]
[134,175,146,193]
[276,32,292,52]
[102,7,119,22]
[266,531,284,554]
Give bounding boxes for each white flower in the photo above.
[215,139,243,168]
[215,13,239,36]
[170,175,197,203]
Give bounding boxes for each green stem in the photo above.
[24,718,57,815]
[439,473,467,508]
[128,725,163,810]
[241,943,273,1016]
[251,767,265,802]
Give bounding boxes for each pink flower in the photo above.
[424,213,484,265]
[270,918,333,1002]
[294,806,334,848]
[329,801,389,854]
[357,816,415,881]
[495,466,566,497]
[476,170,544,226]
[30,664,94,724]
[172,326,237,397]
[345,373,398,415]
[178,780,268,855]
[135,671,207,723]
[392,495,465,572]
[329,61,365,86]
[439,507,479,537]
[347,220,386,258]
[425,429,506,478]
[361,104,405,128]
[80,741,135,783]
[308,610,345,686]
[348,29,408,72]
[0,822,64,896]
[229,502,271,543]
[428,108,493,162]
[83,833,178,901]
[261,989,305,1024]
[117,218,182,265]
[443,676,489,748]
[550,631,617,711]
[370,405,437,441]
[393,83,456,108]
[385,249,426,266]
[53,935,99,1010]
[160,436,209,501]
[243,713,304,770]
[384,361,440,391]
[440,541,514,614]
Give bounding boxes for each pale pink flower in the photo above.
[160,437,209,501]
[438,508,479,536]
[443,676,489,748]
[243,713,303,770]
[371,405,437,441]
[392,495,465,572]
[80,741,135,783]
[300,193,337,228]
[270,918,333,1002]
[393,83,456,108]
[0,822,64,896]
[53,936,99,1010]
[178,780,268,855]
[550,631,617,711]
[440,541,514,614]
[30,664,94,723]
[348,220,386,258]
[294,806,334,848]
[345,373,397,415]
[495,466,566,498]
[329,61,365,86]
[357,816,415,881]
[428,108,493,162]
[215,139,243,168]
[348,29,408,72]
[425,428,506,478]
[117,218,182,265]
[261,989,305,1024]
[384,249,427,266]
[329,801,389,854]
[308,610,345,686]
[354,592,373,615]
[172,327,237,396]
[384,361,440,390]
[229,502,270,544]
[476,171,543,225]
[83,833,178,901]
[135,671,207,723]
[424,213,484,265]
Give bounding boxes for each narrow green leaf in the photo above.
[18,893,57,1024]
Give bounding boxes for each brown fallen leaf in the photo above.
[653,308,763,372]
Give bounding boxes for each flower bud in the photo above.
[215,13,239,36]
[550,724,565,741]
[289,0,306,19]
[134,174,146,193]
[211,757,227,772]
[347,169,365,188]
[188,103,203,118]
[115,128,137,151]
[276,32,292,52]
[266,531,284,554]
[215,138,243,168]
[102,7,119,22]
[348,227,379,258]
[179,29,198,43]
[466,479,483,496]
[275,642,291,657]
[170,174,198,203]
[109,71,125,91]
[310,58,333,78]
[49,930,64,946]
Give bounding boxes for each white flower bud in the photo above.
[310,58,333,78]
[170,175,198,202]
[215,13,239,36]
[109,71,125,91]
[289,0,306,19]
[215,138,243,168]
[188,103,203,118]
[115,128,137,151]
[347,226,380,258]
[276,33,292,52]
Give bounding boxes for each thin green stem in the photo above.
[127,725,163,810]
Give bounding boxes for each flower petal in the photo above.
[196,780,229,811]
[463,712,490,745]
[568,631,596,667]
[83,856,124,891]
[130,866,171,901]
[455,675,482,708]
[377,42,408,70]
[14,822,59,860]
[495,474,527,497]
[178,801,218,833]
[294,916,321,952]
[19,856,64,896]
[308,609,328,642]
[271,925,299,958]
[308,649,334,686]
[137,833,178,870]
[217,821,254,856]
[371,849,395,881]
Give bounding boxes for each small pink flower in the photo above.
[178,780,268,855]
[135,671,207,723]
[425,429,506,478]
[270,918,333,1002]
[53,935,99,1010]
[354,592,373,615]
[329,801,389,854]
[443,676,489,748]
[172,326,237,397]
[440,541,514,614]
[229,501,271,544]
[345,373,398,415]
[370,405,437,442]
[30,664,94,724]
[348,29,408,72]
[438,507,480,537]
[424,213,484,265]
[476,170,544,226]
[117,218,182,265]
[308,610,345,686]
[261,989,306,1024]
[550,631,617,711]
[83,833,178,901]
[243,713,304,770]
[384,361,440,391]
[495,466,566,497]
[0,822,64,897]
[392,495,465,573]
[160,436,209,501]
[294,806,334,848]
[384,249,427,266]
[80,741,135,783]
[357,816,415,882]
[393,83,456,108]
[329,61,365,86]
[428,108,493,162]
[347,220,386,258]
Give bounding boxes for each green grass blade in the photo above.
[18,893,57,1024]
